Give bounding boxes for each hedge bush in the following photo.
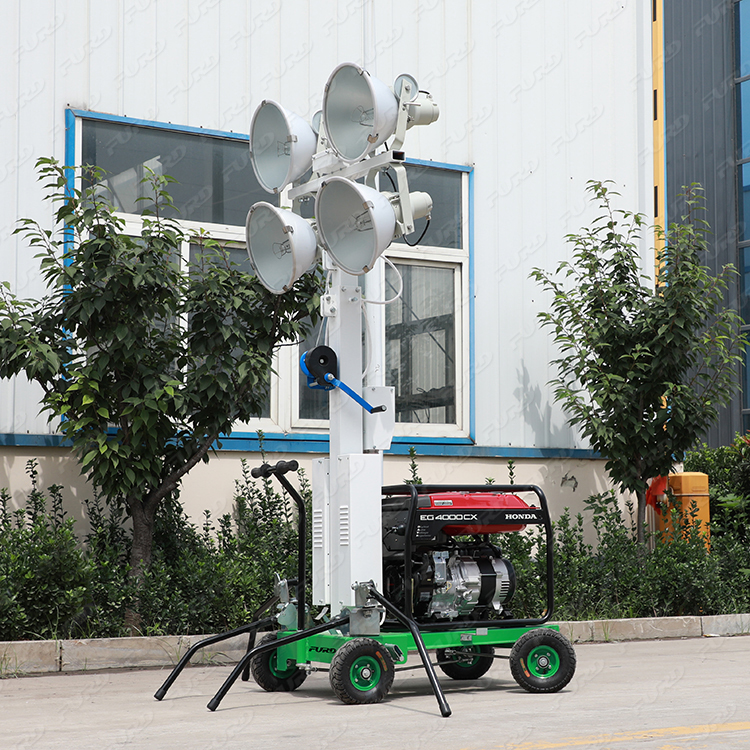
[0,462,90,640]
[0,458,308,641]
[504,488,750,621]
[2,450,749,641]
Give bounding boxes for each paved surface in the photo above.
[2,635,749,750]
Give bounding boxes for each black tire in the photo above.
[329,638,395,705]
[509,629,576,693]
[249,633,307,692]
[436,645,495,680]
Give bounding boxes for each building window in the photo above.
[383,162,469,435]
[386,262,457,425]
[391,164,463,249]
[74,112,471,440]
[291,162,470,436]
[81,117,272,225]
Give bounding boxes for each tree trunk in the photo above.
[636,487,647,548]
[124,497,157,635]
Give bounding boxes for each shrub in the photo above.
[498,487,750,622]
[0,461,91,640]
[2,450,749,641]
[0,449,312,640]
[685,437,750,541]
[99,457,312,637]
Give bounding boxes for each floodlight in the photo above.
[322,63,399,162]
[315,177,395,274]
[315,176,433,275]
[392,74,440,128]
[245,202,318,294]
[405,92,440,129]
[250,100,317,193]
[311,110,322,135]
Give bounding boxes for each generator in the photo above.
[381,488,535,623]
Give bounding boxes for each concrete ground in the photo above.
[2,635,749,750]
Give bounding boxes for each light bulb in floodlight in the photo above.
[246,202,318,294]
[322,63,398,162]
[250,100,317,193]
[273,239,292,259]
[315,176,397,275]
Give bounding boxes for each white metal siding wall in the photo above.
[1,0,653,450]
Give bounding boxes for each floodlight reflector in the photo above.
[246,202,318,294]
[250,100,317,193]
[323,63,398,162]
[315,177,396,275]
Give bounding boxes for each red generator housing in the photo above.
[381,485,548,625]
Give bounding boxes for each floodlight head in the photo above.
[311,110,322,136]
[250,100,317,193]
[323,63,398,162]
[406,92,440,129]
[246,202,318,294]
[315,177,396,275]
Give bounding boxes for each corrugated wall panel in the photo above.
[664,0,741,448]
[88,2,121,116]
[0,0,654,448]
[472,1,653,449]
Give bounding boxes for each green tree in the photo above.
[0,158,321,629]
[531,182,742,545]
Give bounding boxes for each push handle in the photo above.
[248,458,306,632]
[251,459,300,479]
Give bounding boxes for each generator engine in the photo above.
[382,491,542,623]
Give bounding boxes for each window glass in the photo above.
[744,340,750,410]
[739,163,750,241]
[82,119,272,225]
[737,80,750,160]
[742,247,750,324]
[79,114,468,437]
[390,165,462,249]
[298,319,329,420]
[385,263,456,424]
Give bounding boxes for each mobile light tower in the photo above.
[154,63,575,716]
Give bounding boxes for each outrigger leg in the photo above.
[365,583,452,718]
[154,613,277,701]
[206,614,351,711]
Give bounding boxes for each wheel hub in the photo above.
[527,646,560,678]
[351,656,381,691]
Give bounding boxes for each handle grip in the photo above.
[250,460,300,479]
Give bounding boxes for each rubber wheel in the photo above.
[509,629,576,693]
[436,645,495,680]
[249,633,307,692]
[329,638,395,705]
